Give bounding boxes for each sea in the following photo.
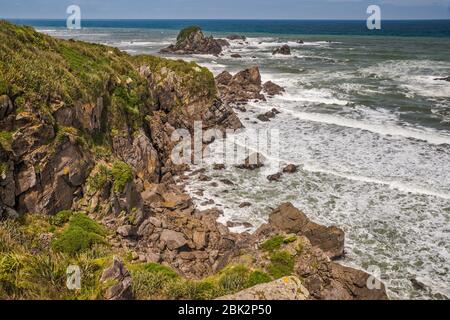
[9,19,450,300]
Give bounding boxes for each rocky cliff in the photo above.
[0,21,387,300]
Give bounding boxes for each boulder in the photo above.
[216,276,309,300]
[263,81,285,96]
[117,225,138,238]
[283,164,298,173]
[160,229,187,250]
[267,172,282,182]
[100,257,134,300]
[236,153,265,170]
[256,114,270,122]
[273,45,291,55]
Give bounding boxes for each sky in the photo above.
[0,0,449,20]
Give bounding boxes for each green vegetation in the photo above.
[267,251,295,279]
[131,264,273,300]
[176,26,201,44]
[87,164,112,193]
[0,215,111,299]
[0,131,13,151]
[260,235,297,252]
[52,210,74,227]
[51,213,106,256]
[111,161,133,193]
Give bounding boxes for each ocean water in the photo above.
[15,20,450,300]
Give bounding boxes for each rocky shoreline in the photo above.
[0,22,387,300]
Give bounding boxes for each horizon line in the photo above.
[3,18,450,21]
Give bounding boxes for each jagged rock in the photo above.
[226,34,247,41]
[267,172,282,182]
[11,121,55,158]
[17,137,92,215]
[0,95,13,120]
[273,44,291,55]
[113,130,160,183]
[215,67,266,104]
[434,76,450,82]
[161,26,226,55]
[204,99,243,130]
[263,81,285,96]
[75,98,104,134]
[283,164,298,173]
[264,203,344,259]
[236,153,265,170]
[100,257,134,300]
[217,276,309,300]
[160,229,187,250]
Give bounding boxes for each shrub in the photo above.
[52,210,74,227]
[247,270,272,287]
[260,235,297,252]
[267,251,294,279]
[143,263,179,279]
[111,161,133,193]
[51,213,106,255]
[87,165,111,193]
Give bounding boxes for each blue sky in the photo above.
[1,0,449,19]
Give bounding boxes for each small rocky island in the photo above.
[161,26,229,55]
[0,21,388,300]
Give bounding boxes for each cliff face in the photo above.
[0,22,387,300]
[0,21,239,218]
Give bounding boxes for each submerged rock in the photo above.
[226,34,247,41]
[434,76,450,82]
[236,153,265,170]
[273,44,291,55]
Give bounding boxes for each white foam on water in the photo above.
[251,103,450,145]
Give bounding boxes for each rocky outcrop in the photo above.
[263,81,285,96]
[257,203,345,259]
[100,257,134,300]
[161,26,228,55]
[273,45,291,55]
[215,67,266,104]
[217,276,309,300]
